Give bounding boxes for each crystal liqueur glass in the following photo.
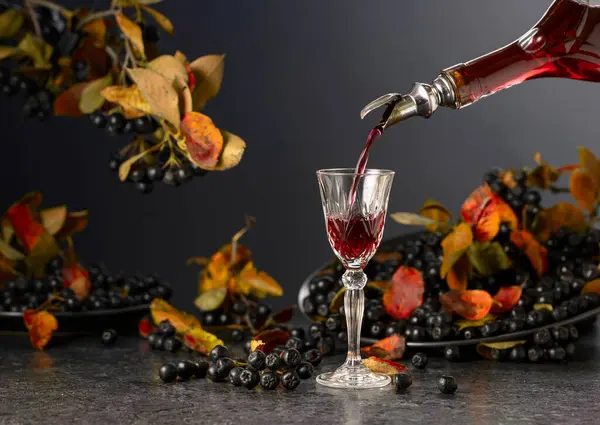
[316,168,394,389]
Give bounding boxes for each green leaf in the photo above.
[17,34,52,69]
[189,54,225,111]
[194,287,227,312]
[390,212,449,228]
[454,314,495,332]
[79,74,112,114]
[0,9,24,39]
[467,241,512,277]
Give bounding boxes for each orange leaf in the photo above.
[500,170,517,189]
[510,230,548,277]
[82,18,106,43]
[490,286,522,314]
[420,200,453,232]
[199,243,252,293]
[461,185,518,241]
[569,170,596,213]
[446,254,471,291]
[55,211,89,241]
[180,112,224,169]
[115,13,145,58]
[361,334,406,360]
[237,262,282,297]
[182,327,224,355]
[150,298,201,334]
[250,340,264,352]
[582,279,600,296]
[53,82,90,117]
[362,356,409,375]
[251,329,290,354]
[534,202,587,242]
[440,290,493,320]
[383,266,425,320]
[23,310,58,350]
[71,38,111,80]
[578,147,600,192]
[441,223,473,277]
[61,240,91,300]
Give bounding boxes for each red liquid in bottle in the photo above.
[327,212,385,267]
[447,0,600,107]
[348,125,384,206]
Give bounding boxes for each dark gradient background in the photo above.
[0,0,594,312]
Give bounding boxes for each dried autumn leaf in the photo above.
[578,147,600,192]
[54,82,91,117]
[183,327,224,355]
[390,212,449,229]
[582,279,600,296]
[62,259,91,300]
[71,38,111,80]
[142,6,174,35]
[420,200,453,232]
[116,13,145,58]
[441,223,473,277]
[23,310,58,350]
[0,46,17,60]
[101,85,152,119]
[189,54,225,110]
[467,241,512,277]
[250,340,264,351]
[500,170,518,189]
[251,329,290,354]
[118,142,161,181]
[533,202,587,242]
[258,306,295,331]
[569,170,596,213]
[138,316,156,338]
[461,185,518,242]
[455,314,495,332]
[0,239,24,261]
[55,211,89,241]
[362,357,409,375]
[199,243,252,293]
[328,287,346,313]
[79,74,112,114]
[510,230,548,277]
[490,286,522,314]
[82,18,107,43]
[150,298,202,334]
[533,304,553,312]
[440,290,493,320]
[40,206,67,236]
[236,261,282,297]
[446,253,470,291]
[180,112,224,169]
[147,55,187,87]
[361,334,406,360]
[194,287,227,312]
[0,9,24,38]
[17,34,52,69]
[477,340,526,360]
[127,67,180,127]
[383,266,425,320]
[213,130,246,171]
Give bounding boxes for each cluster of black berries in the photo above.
[91,112,158,137]
[0,68,55,121]
[203,301,273,342]
[0,256,172,313]
[484,168,540,219]
[244,325,337,360]
[147,320,184,353]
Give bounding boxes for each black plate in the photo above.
[0,304,150,336]
[298,232,600,348]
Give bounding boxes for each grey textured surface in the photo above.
[2,323,600,425]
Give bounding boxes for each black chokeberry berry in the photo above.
[285,337,305,351]
[163,337,181,353]
[247,350,266,371]
[108,113,125,129]
[533,329,552,347]
[325,314,342,332]
[303,348,322,366]
[281,348,302,369]
[265,352,282,370]
[257,304,271,317]
[309,323,325,340]
[101,329,117,346]
[480,321,499,337]
[158,320,175,337]
[192,359,209,378]
[260,371,280,390]
[568,325,579,341]
[523,190,541,205]
[444,346,461,362]
[136,181,153,194]
[214,357,235,381]
[209,344,229,362]
[296,361,314,380]
[316,303,330,317]
[281,370,301,390]
[551,327,569,343]
[229,366,244,386]
[158,363,177,383]
[90,111,106,128]
[231,329,245,342]
[527,347,544,363]
[133,116,156,134]
[508,345,526,362]
[163,169,178,186]
[548,346,566,361]
[239,368,260,389]
[176,360,195,381]
[411,353,428,369]
[564,343,576,357]
[395,373,412,391]
[232,301,247,316]
[290,327,305,339]
[438,375,458,395]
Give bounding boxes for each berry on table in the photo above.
[444,346,461,362]
[214,357,235,381]
[229,366,244,386]
[192,360,209,378]
[101,329,117,346]
[265,352,282,370]
[154,335,165,351]
[285,337,305,351]
[247,350,267,371]
[260,371,280,390]
[176,360,195,381]
[395,373,412,391]
[296,362,314,379]
[438,375,458,395]
[209,345,229,362]
[239,368,260,389]
[158,363,177,383]
[411,353,428,369]
[281,370,301,390]
[163,337,181,353]
[548,346,566,361]
[303,348,322,366]
[282,348,302,369]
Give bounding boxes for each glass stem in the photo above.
[342,269,367,368]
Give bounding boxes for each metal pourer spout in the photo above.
[360,74,457,130]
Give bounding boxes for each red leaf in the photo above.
[440,290,493,320]
[272,306,294,324]
[361,334,406,360]
[71,38,111,80]
[510,230,548,277]
[53,82,90,117]
[383,267,425,320]
[185,63,196,92]
[62,262,91,300]
[138,316,156,338]
[461,185,518,242]
[23,310,58,350]
[6,202,43,251]
[251,329,290,354]
[491,286,522,314]
[362,356,409,375]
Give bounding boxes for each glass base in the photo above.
[316,363,391,389]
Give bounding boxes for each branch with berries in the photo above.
[0,0,246,194]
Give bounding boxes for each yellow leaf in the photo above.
[150,298,201,334]
[440,223,473,277]
[213,130,246,171]
[238,262,283,297]
[79,74,112,114]
[420,200,453,232]
[534,202,587,242]
[362,357,409,375]
[142,6,174,35]
[0,9,24,38]
[17,34,53,69]
[189,54,225,110]
[40,206,67,235]
[250,339,264,351]
[116,13,145,59]
[147,55,188,87]
[194,287,228,312]
[479,340,526,350]
[82,18,107,43]
[533,303,553,312]
[127,67,180,127]
[0,46,17,60]
[101,84,152,118]
[182,327,224,355]
[55,211,89,241]
[455,314,495,331]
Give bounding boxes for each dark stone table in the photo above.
[2,324,600,425]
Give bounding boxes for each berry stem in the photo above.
[24,0,42,38]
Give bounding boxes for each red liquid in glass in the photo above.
[327,213,385,266]
[348,125,384,206]
[449,0,600,106]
